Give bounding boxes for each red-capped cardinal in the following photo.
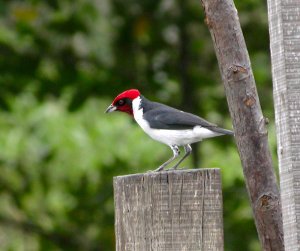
[106,89,233,171]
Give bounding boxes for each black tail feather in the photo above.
[213,127,234,135]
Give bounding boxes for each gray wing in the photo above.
[143,107,233,135]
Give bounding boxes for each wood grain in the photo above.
[267,0,300,250]
[114,169,223,251]
[200,0,284,250]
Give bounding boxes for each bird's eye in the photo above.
[117,99,125,106]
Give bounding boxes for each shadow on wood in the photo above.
[114,169,223,251]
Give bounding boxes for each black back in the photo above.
[141,96,233,135]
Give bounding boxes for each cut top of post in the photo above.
[114,169,224,251]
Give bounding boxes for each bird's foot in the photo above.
[168,165,188,171]
[145,166,164,173]
[154,166,165,172]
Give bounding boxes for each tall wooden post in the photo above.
[114,169,223,251]
[267,0,300,250]
[199,0,284,250]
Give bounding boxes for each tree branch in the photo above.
[199,0,284,250]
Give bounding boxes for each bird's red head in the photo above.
[105,89,140,115]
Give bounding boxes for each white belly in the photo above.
[132,97,220,146]
[139,126,219,146]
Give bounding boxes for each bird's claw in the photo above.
[168,166,188,171]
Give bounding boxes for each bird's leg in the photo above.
[170,144,192,170]
[155,145,180,172]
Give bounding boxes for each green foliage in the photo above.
[0,93,168,250]
[0,0,276,250]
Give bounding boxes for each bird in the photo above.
[105,89,233,171]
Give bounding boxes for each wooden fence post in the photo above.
[267,0,300,249]
[113,169,223,251]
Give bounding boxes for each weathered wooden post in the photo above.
[199,0,284,250]
[114,169,223,251]
[267,0,300,250]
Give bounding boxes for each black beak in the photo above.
[105,104,117,113]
